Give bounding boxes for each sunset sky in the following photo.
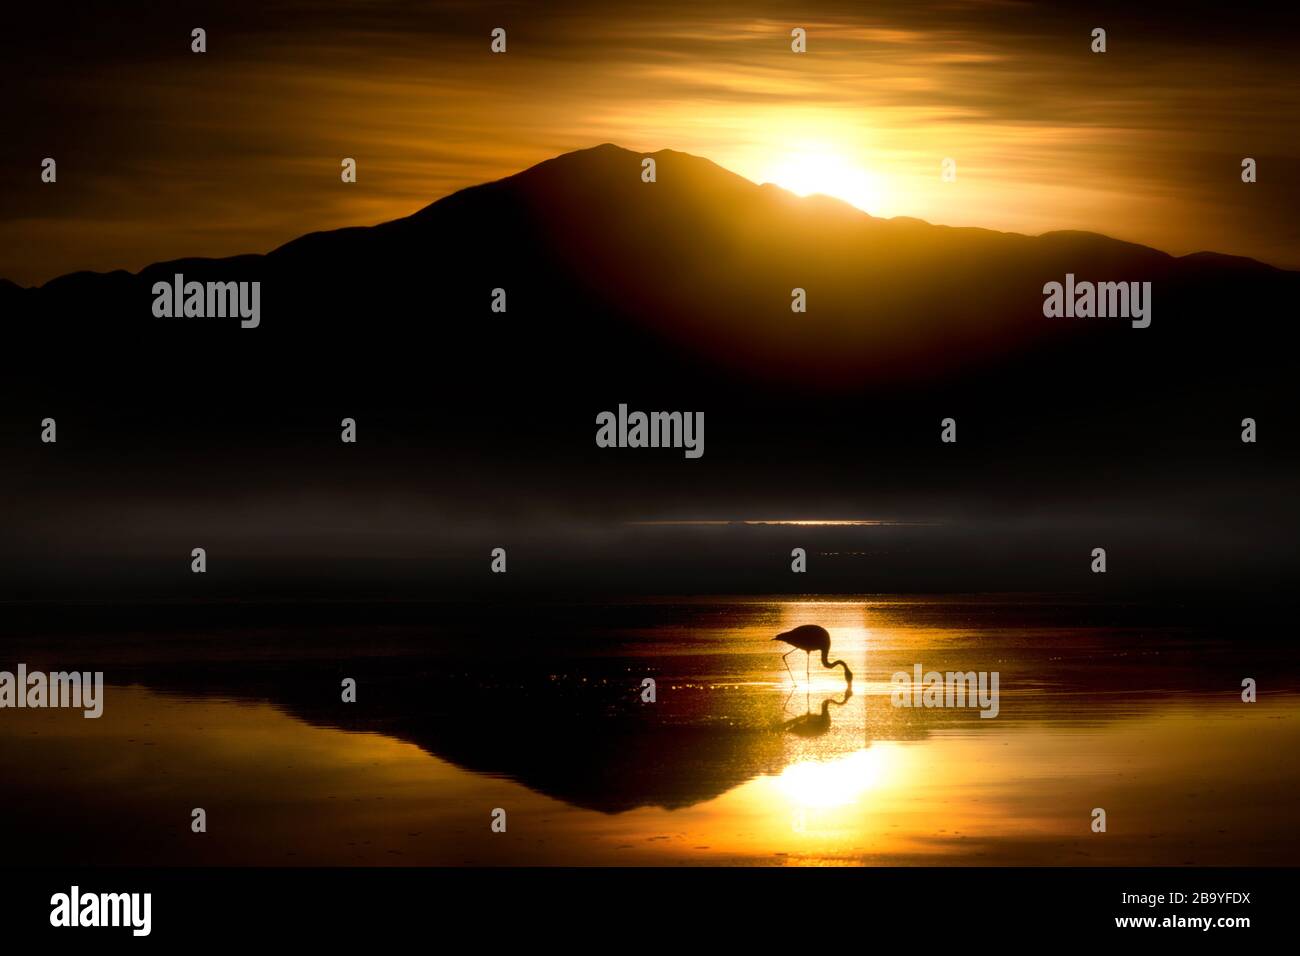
[3,0,1297,286]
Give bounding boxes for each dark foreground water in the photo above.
[1,596,1296,865]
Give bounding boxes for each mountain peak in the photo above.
[503,142,756,192]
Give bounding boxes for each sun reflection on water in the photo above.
[774,747,897,809]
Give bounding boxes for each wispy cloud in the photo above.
[2,0,1296,284]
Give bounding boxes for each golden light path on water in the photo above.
[1,599,1297,865]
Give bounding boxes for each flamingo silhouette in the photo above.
[772,624,853,686]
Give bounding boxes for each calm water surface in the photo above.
[2,597,1296,865]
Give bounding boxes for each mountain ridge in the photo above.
[2,144,1289,292]
[2,142,1296,406]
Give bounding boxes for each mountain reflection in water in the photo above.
[1,597,1297,865]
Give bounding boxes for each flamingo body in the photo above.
[772,625,853,684]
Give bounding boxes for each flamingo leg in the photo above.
[782,649,796,683]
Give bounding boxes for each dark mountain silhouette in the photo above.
[1,144,1297,599]
[5,142,1295,395]
[5,144,1294,365]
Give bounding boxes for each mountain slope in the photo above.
[6,143,1293,389]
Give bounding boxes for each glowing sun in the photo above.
[762,144,883,213]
